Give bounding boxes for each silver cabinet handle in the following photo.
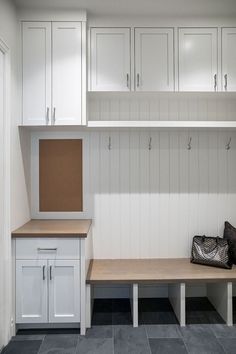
[42,265,46,280]
[53,107,56,124]
[214,74,217,91]
[50,265,52,280]
[126,73,129,88]
[46,107,50,125]
[224,74,228,91]
[37,248,57,251]
[137,73,140,88]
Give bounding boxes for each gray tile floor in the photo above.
[3,298,236,354]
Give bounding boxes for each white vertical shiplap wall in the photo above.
[89,130,236,259]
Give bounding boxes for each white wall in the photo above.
[0,0,30,348]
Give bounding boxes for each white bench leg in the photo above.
[207,282,233,326]
[86,284,92,329]
[130,283,138,327]
[169,283,186,327]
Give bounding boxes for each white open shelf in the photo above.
[87,120,236,129]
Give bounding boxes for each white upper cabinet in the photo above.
[135,28,174,91]
[22,22,51,125]
[52,22,82,125]
[90,28,131,91]
[178,28,218,91]
[222,28,236,92]
[22,21,83,126]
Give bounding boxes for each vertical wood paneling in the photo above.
[86,95,236,259]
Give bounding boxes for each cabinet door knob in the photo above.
[214,74,217,91]
[224,74,228,91]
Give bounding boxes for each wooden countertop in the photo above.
[87,258,236,283]
[12,219,92,238]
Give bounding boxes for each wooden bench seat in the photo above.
[86,258,236,330]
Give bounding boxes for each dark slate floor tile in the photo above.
[76,338,113,354]
[211,324,236,338]
[180,325,224,354]
[3,340,42,354]
[85,325,113,338]
[186,297,215,311]
[93,299,113,313]
[38,334,78,354]
[11,335,45,341]
[92,311,113,325]
[145,324,181,338]
[139,311,178,325]
[186,297,224,325]
[114,325,150,354]
[112,299,131,312]
[149,338,187,354]
[220,338,236,354]
[112,311,132,325]
[139,298,173,312]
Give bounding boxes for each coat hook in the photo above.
[148,137,152,150]
[187,137,192,150]
[108,136,112,150]
[226,137,231,150]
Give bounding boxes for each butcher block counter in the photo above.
[12,219,93,335]
[12,219,92,238]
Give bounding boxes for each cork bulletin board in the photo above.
[39,139,83,212]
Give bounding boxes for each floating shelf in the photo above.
[87,120,236,129]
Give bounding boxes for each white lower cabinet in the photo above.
[16,260,48,323]
[48,260,80,323]
[15,239,81,325]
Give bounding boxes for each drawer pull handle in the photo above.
[37,248,58,251]
[50,265,53,280]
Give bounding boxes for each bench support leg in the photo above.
[207,282,233,326]
[86,284,93,329]
[130,284,138,327]
[169,283,186,327]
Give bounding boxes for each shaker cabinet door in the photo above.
[48,260,80,323]
[178,28,218,91]
[16,260,48,323]
[222,28,236,92]
[52,22,82,125]
[135,28,174,91]
[22,22,51,125]
[90,28,131,91]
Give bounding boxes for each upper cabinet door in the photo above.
[48,260,80,323]
[22,22,51,125]
[178,28,218,91]
[135,28,174,91]
[16,260,48,323]
[52,22,82,125]
[222,28,236,92]
[90,28,131,91]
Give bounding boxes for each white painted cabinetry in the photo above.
[16,260,48,323]
[135,28,174,91]
[222,28,236,92]
[15,239,81,324]
[22,21,83,126]
[22,22,51,125]
[90,28,131,91]
[178,28,218,91]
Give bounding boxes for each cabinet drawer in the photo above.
[16,238,80,260]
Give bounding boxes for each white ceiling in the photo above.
[13,0,236,17]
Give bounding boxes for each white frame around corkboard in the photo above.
[31,132,90,219]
